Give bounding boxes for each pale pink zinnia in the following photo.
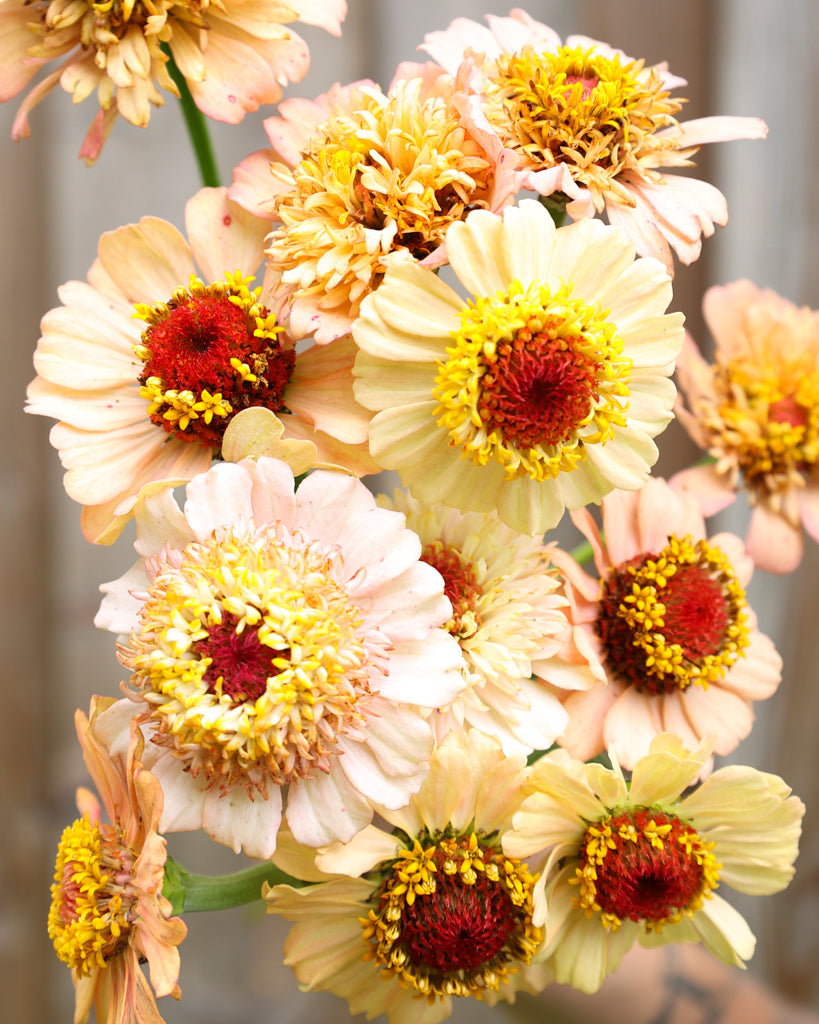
[673,280,819,574]
[93,458,465,859]
[1,0,346,162]
[26,185,376,544]
[541,477,781,770]
[420,8,767,272]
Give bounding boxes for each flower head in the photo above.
[94,458,464,858]
[504,735,804,993]
[421,10,767,271]
[267,730,552,1023]
[246,73,515,342]
[673,280,819,573]
[353,199,684,535]
[2,0,346,162]
[49,697,186,1024]
[26,186,376,543]
[379,488,573,755]
[542,477,781,769]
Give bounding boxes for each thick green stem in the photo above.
[161,45,221,188]
[567,538,594,568]
[163,857,304,915]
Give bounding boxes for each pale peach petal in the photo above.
[746,501,804,574]
[184,187,267,282]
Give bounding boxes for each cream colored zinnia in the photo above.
[353,198,684,535]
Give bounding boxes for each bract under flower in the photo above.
[353,199,684,535]
[94,458,465,859]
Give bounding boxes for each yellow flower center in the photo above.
[133,272,293,449]
[48,816,135,976]
[572,808,720,932]
[268,81,495,312]
[484,45,683,206]
[433,280,631,480]
[598,534,750,694]
[121,525,383,793]
[361,831,542,998]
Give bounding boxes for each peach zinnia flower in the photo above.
[49,697,186,1024]
[1,0,346,162]
[379,489,575,755]
[253,73,516,342]
[542,477,781,769]
[420,9,767,272]
[673,280,819,574]
[94,458,464,859]
[26,186,376,544]
[504,735,804,993]
[353,199,684,535]
[267,730,551,1023]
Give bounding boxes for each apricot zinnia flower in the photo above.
[1,0,346,162]
[673,280,819,574]
[543,477,781,769]
[504,735,804,993]
[49,697,186,1024]
[267,730,551,1023]
[26,186,375,543]
[420,9,766,272]
[353,199,684,535]
[94,458,464,859]
[379,489,574,755]
[259,73,515,342]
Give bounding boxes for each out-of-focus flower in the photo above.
[420,9,767,272]
[540,477,781,769]
[1,0,346,162]
[673,280,819,573]
[267,730,552,1023]
[94,458,465,859]
[234,73,516,343]
[49,697,186,1024]
[26,186,376,544]
[353,199,684,535]
[379,488,576,755]
[504,734,804,993]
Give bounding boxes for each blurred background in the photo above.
[2,1,818,1021]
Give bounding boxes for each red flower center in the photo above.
[421,542,483,639]
[478,322,600,450]
[193,613,289,703]
[135,277,295,448]
[597,535,748,695]
[576,809,717,927]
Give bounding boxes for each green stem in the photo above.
[567,538,594,567]
[161,45,221,188]
[538,193,568,228]
[164,857,305,915]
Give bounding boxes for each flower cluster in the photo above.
[11,5,815,1024]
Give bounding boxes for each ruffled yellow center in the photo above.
[268,80,495,313]
[484,44,683,206]
[121,525,382,793]
[134,272,293,449]
[598,534,749,694]
[433,279,631,480]
[361,831,542,999]
[48,816,135,976]
[573,808,720,932]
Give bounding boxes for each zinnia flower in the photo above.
[26,186,376,543]
[420,9,767,271]
[266,730,552,1023]
[542,477,781,769]
[1,0,346,162]
[673,280,819,573]
[94,457,465,859]
[353,198,684,535]
[49,697,186,1024]
[252,72,516,342]
[504,735,804,993]
[379,488,576,755]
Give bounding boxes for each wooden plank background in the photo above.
[2,2,817,1021]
